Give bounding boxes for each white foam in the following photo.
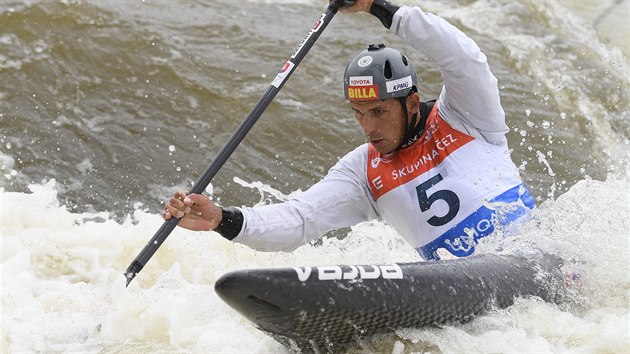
[2,175,629,352]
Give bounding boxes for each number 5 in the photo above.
[416,174,460,226]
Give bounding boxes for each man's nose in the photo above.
[362,117,378,136]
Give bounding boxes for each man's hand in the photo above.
[331,0,373,13]
[163,191,222,232]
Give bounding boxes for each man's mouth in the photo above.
[369,138,385,146]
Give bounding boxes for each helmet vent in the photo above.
[384,60,393,79]
[402,55,409,66]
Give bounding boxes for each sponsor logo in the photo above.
[279,62,292,73]
[386,76,412,93]
[312,16,324,31]
[391,134,459,180]
[444,234,475,253]
[357,55,373,67]
[444,216,495,253]
[348,76,373,86]
[293,264,403,281]
[434,133,458,150]
[271,61,295,88]
[370,156,391,168]
[421,119,439,143]
[371,175,383,190]
[291,13,326,59]
[347,85,379,100]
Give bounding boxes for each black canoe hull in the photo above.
[215,253,566,351]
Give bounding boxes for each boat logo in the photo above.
[292,264,403,281]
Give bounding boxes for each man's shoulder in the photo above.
[331,143,370,174]
[342,143,370,161]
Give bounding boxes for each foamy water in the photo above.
[2,173,628,352]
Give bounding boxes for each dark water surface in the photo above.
[1,0,628,216]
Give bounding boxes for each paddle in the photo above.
[124,0,355,286]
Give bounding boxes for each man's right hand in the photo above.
[333,0,373,13]
[163,191,222,232]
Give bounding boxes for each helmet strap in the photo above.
[397,95,428,150]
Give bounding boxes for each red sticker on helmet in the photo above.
[347,85,380,101]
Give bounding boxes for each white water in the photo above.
[2,173,629,353]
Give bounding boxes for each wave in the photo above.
[2,173,628,352]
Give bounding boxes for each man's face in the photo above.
[350,97,407,154]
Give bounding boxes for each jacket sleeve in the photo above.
[231,145,379,252]
[390,6,509,145]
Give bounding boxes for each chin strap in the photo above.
[396,98,433,150]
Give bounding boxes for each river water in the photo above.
[1,0,629,352]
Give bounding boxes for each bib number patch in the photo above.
[416,173,460,226]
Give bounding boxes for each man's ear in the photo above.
[406,92,421,115]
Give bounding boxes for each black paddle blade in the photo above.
[124,260,144,287]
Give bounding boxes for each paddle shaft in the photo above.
[124,0,351,286]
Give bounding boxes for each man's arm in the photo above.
[233,145,379,252]
[164,145,379,252]
[391,6,508,141]
[345,1,509,144]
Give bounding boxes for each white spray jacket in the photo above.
[230,6,533,259]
